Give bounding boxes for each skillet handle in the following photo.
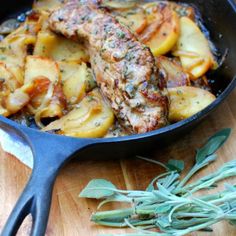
[1,166,57,236]
[1,128,92,236]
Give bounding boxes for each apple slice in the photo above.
[173,17,217,79]
[59,62,96,105]
[33,0,64,12]
[25,55,60,84]
[116,8,148,34]
[140,5,180,56]
[34,31,89,63]
[43,89,114,138]
[168,86,216,122]
[156,56,191,88]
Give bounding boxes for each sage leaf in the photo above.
[156,216,171,228]
[200,227,213,232]
[196,128,231,164]
[98,194,132,209]
[79,129,236,236]
[229,220,236,226]
[155,204,172,214]
[79,179,117,199]
[146,173,171,192]
[196,136,224,164]
[224,183,236,192]
[208,128,231,145]
[166,159,185,172]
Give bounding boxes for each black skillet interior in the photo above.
[0,1,236,236]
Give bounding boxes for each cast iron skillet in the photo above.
[1,0,236,235]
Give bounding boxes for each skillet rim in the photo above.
[0,0,235,144]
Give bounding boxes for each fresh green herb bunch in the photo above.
[80,129,236,236]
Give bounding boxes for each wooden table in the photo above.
[1,88,236,236]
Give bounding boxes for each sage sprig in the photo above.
[79,129,236,236]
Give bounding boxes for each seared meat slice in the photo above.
[49,0,169,134]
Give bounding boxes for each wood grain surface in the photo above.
[1,88,236,236]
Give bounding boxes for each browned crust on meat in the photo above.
[49,0,169,134]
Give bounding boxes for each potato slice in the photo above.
[34,31,89,63]
[140,5,180,56]
[168,86,216,122]
[43,89,114,138]
[59,62,96,105]
[25,55,60,84]
[33,0,65,12]
[173,17,216,79]
[156,56,190,88]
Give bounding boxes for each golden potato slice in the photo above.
[173,17,216,79]
[168,86,216,122]
[33,0,65,12]
[156,56,191,88]
[34,31,89,63]
[43,89,114,138]
[140,5,180,56]
[59,62,96,105]
[25,55,60,84]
